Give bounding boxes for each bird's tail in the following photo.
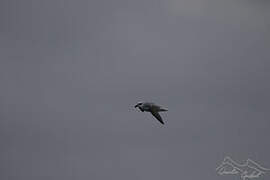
[159,108,168,112]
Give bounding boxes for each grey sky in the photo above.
[1,0,270,179]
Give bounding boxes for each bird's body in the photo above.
[134,102,168,124]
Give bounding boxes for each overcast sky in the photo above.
[1,0,270,179]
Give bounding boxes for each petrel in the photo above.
[134,102,168,124]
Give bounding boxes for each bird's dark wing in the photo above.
[150,110,164,124]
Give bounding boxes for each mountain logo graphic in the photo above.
[216,156,270,180]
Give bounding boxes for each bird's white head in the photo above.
[134,102,143,108]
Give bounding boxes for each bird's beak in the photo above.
[134,104,138,108]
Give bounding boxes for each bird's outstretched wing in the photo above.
[150,110,164,124]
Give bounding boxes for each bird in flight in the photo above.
[134,102,168,125]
